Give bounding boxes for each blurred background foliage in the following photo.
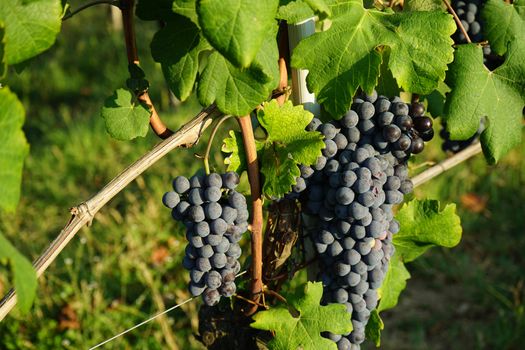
[0,2,524,349]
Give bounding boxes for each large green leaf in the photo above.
[0,0,62,65]
[172,0,198,24]
[482,0,525,56]
[100,88,152,141]
[376,251,410,313]
[151,16,209,101]
[443,43,525,163]
[197,0,279,67]
[197,51,273,116]
[251,282,352,350]
[370,199,462,344]
[394,199,462,263]
[0,88,29,212]
[365,309,384,347]
[292,0,455,117]
[277,0,331,24]
[0,231,37,313]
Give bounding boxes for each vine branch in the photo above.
[237,115,264,316]
[413,142,482,187]
[442,0,472,44]
[121,0,174,139]
[0,105,219,321]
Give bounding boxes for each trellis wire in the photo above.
[88,270,247,349]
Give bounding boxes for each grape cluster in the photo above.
[162,172,248,306]
[291,91,432,348]
[451,0,503,70]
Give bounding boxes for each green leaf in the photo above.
[0,233,36,313]
[443,43,525,163]
[257,100,324,197]
[365,309,384,347]
[482,0,525,56]
[404,0,445,11]
[221,130,264,173]
[376,251,410,312]
[151,16,209,101]
[0,23,6,79]
[0,87,29,212]
[251,282,352,350]
[0,0,62,65]
[172,0,198,24]
[292,0,455,117]
[277,0,331,23]
[198,51,273,116]
[100,88,152,141]
[394,199,462,263]
[0,231,37,313]
[197,0,279,67]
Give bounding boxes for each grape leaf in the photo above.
[277,0,331,24]
[365,309,384,347]
[376,251,410,313]
[251,282,352,350]
[0,231,37,313]
[0,0,62,65]
[375,199,462,321]
[172,0,198,24]
[0,23,6,79]
[257,100,324,197]
[394,199,462,263]
[404,0,445,11]
[197,0,279,67]
[443,43,525,163]
[151,16,210,101]
[482,0,525,56]
[0,88,30,212]
[100,88,152,141]
[197,51,274,116]
[291,0,455,117]
[221,130,264,173]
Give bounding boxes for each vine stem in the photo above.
[442,0,472,44]
[276,21,290,106]
[0,105,219,321]
[412,142,482,187]
[62,0,120,21]
[121,0,174,139]
[237,115,264,316]
[203,115,234,175]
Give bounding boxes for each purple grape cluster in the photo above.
[162,172,248,306]
[290,91,432,348]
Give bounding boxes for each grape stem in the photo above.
[412,142,482,187]
[442,0,472,44]
[0,105,220,321]
[237,115,264,316]
[62,0,120,21]
[203,115,235,175]
[121,0,174,139]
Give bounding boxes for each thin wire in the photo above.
[88,270,248,349]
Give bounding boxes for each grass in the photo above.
[1,3,525,350]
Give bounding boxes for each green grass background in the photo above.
[0,3,524,349]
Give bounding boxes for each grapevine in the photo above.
[0,0,523,349]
